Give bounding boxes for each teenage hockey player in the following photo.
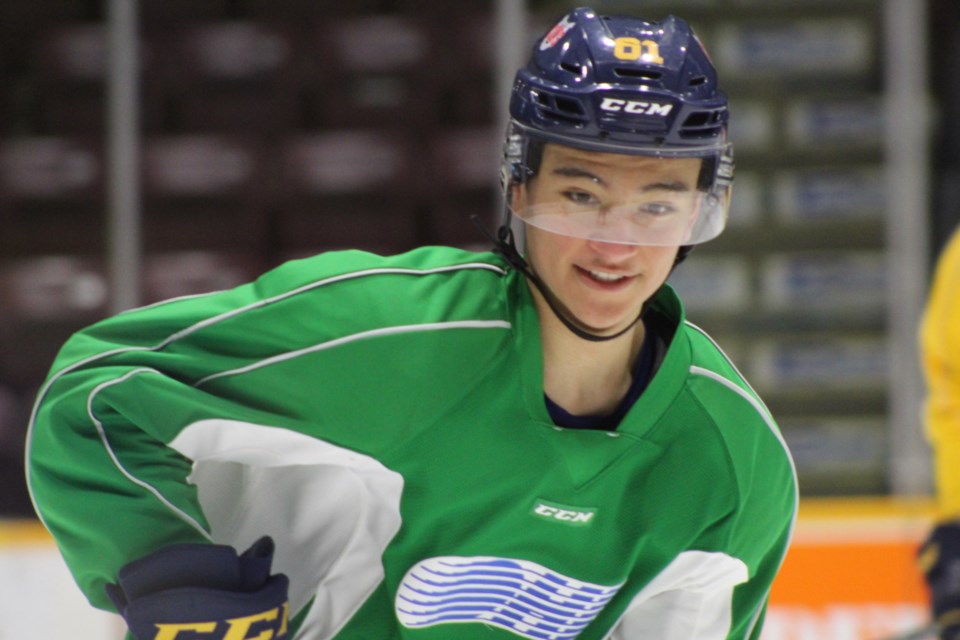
[919,226,960,640]
[26,7,797,639]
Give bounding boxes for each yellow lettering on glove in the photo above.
[154,622,218,640]
[918,541,940,575]
[150,603,289,640]
[223,603,287,640]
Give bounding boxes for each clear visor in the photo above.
[514,182,730,247]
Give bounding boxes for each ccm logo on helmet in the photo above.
[599,98,673,116]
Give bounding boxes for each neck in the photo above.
[532,285,647,416]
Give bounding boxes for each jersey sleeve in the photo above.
[25,251,379,612]
[725,457,796,640]
[708,381,797,640]
[617,308,797,638]
[609,439,794,640]
[921,228,960,520]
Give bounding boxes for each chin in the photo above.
[575,310,640,335]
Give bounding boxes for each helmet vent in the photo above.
[614,67,662,82]
[684,112,711,127]
[533,90,587,126]
[554,97,584,115]
[681,110,725,138]
[560,61,583,76]
[540,110,586,126]
[689,75,708,87]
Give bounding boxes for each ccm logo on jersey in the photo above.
[532,500,596,526]
[149,603,288,640]
[600,98,674,116]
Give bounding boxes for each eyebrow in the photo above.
[552,166,607,185]
[551,165,693,192]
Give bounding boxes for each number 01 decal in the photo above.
[613,37,665,65]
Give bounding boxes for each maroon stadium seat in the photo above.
[165,21,305,134]
[242,0,382,20]
[141,134,270,253]
[273,130,423,255]
[33,24,164,134]
[0,136,105,255]
[143,251,262,304]
[0,254,108,385]
[425,128,499,248]
[304,16,438,129]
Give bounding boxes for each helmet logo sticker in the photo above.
[539,15,576,51]
[599,98,673,117]
[613,37,665,65]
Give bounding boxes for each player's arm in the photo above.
[27,250,396,634]
[26,261,302,612]
[920,229,960,640]
[607,503,794,640]
[721,425,797,640]
[607,551,754,640]
[923,230,960,520]
[609,422,797,639]
[29,316,219,611]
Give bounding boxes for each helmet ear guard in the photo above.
[500,126,543,198]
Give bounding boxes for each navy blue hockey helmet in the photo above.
[501,7,734,248]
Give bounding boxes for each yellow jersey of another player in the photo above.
[922,226,960,519]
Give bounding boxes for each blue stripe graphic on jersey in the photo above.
[396,556,623,639]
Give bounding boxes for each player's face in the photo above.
[514,144,701,335]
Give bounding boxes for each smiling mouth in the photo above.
[577,267,633,285]
[588,270,626,282]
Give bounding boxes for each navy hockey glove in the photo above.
[919,522,960,640]
[105,536,289,640]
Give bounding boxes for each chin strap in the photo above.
[471,214,644,343]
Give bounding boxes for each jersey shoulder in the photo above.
[258,246,508,293]
[682,320,797,506]
[249,246,513,331]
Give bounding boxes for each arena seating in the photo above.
[0,2,503,516]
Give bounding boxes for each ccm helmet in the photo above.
[500,7,734,252]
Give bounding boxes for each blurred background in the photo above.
[0,0,957,638]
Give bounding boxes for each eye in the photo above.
[562,190,598,206]
[638,202,677,217]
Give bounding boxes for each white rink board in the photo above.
[0,536,123,639]
[762,604,928,640]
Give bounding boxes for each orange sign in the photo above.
[763,498,935,640]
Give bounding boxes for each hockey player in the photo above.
[26,7,797,640]
[919,226,960,640]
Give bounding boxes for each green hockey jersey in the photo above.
[26,246,797,639]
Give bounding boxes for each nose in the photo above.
[586,237,640,260]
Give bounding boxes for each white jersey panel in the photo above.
[170,419,405,640]
[607,550,748,640]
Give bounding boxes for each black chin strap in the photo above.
[471,214,645,343]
